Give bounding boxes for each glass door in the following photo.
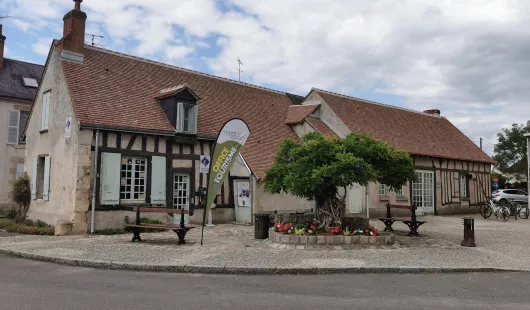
[173,173,190,225]
[412,170,434,215]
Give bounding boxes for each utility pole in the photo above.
[525,133,530,207]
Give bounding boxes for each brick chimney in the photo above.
[0,24,6,69]
[423,109,441,116]
[58,0,86,57]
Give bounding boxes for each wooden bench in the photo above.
[124,207,195,244]
[378,203,426,236]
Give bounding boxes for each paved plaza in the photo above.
[0,214,528,273]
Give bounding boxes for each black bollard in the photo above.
[461,217,476,247]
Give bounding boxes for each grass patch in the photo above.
[0,218,54,235]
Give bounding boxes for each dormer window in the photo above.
[177,102,198,134]
[157,84,199,135]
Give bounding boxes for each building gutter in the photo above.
[80,123,175,136]
[90,129,99,234]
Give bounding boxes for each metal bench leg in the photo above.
[132,228,142,242]
[383,220,394,232]
[407,222,420,237]
[175,229,187,245]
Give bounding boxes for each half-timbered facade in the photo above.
[289,89,495,217]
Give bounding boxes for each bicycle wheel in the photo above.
[500,207,510,222]
[479,204,492,219]
[519,206,529,219]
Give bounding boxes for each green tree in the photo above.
[264,132,416,226]
[493,121,530,182]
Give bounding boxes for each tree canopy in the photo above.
[264,132,415,225]
[493,121,529,182]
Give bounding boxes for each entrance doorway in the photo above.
[347,184,363,213]
[173,173,190,225]
[412,170,435,215]
[234,179,252,224]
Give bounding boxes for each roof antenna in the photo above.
[235,58,243,82]
[0,15,11,19]
[85,33,105,47]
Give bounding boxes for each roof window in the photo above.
[22,77,38,88]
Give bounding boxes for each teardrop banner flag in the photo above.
[201,118,250,245]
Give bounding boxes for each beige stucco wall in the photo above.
[25,48,93,233]
[0,99,30,210]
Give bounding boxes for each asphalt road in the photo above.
[0,254,529,310]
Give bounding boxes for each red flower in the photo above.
[310,225,316,230]
[365,229,369,233]
[368,225,373,230]
[375,229,379,234]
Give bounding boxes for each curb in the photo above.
[0,248,525,275]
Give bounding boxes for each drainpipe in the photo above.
[365,184,369,219]
[90,129,99,234]
[525,133,530,208]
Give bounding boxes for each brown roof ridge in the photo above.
[84,44,288,96]
[312,87,445,119]
[3,58,45,67]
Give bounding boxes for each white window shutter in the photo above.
[43,156,51,201]
[101,152,121,205]
[192,105,198,134]
[45,92,50,129]
[31,158,38,200]
[41,92,50,130]
[150,156,166,205]
[176,102,184,132]
[7,110,20,145]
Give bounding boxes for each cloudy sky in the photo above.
[2,0,529,155]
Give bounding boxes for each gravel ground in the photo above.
[0,214,528,272]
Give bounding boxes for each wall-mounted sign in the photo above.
[65,117,71,138]
[200,155,210,174]
[436,182,441,188]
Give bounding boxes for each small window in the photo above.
[395,187,404,196]
[19,111,29,143]
[460,175,468,198]
[41,90,51,131]
[22,77,38,88]
[176,102,197,134]
[120,157,147,201]
[36,157,45,199]
[16,163,24,179]
[379,184,386,196]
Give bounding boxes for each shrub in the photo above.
[0,218,54,235]
[95,228,126,235]
[10,172,31,219]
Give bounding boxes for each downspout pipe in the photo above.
[90,129,99,234]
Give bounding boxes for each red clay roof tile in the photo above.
[306,119,338,138]
[285,105,319,124]
[315,89,495,164]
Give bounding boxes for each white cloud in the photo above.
[6,0,530,150]
[32,37,52,56]
[11,18,31,32]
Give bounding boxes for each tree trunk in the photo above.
[315,190,346,228]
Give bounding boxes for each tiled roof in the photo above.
[307,119,338,138]
[60,45,300,178]
[315,89,495,164]
[285,105,319,124]
[0,58,44,101]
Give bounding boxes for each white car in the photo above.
[492,189,528,204]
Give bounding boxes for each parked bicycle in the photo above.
[500,199,529,220]
[479,197,510,221]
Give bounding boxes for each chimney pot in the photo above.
[59,1,87,56]
[74,0,82,11]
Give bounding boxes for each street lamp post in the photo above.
[525,133,530,207]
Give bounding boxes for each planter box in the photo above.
[270,231,395,246]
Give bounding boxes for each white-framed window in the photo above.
[120,157,147,201]
[173,173,190,210]
[7,110,29,145]
[460,175,468,198]
[176,102,198,134]
[41,90,51,131]
[379,184,386,196]
[16,163,24,179]
[395,187,404,196]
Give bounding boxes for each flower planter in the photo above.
[269,230,395,246]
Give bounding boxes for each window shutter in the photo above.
[19,112,28,143]
[192,105,198,134]
[41,92,49,130]
[101,152,121,205]
[7,110,20,145]
[31,158,38,200]
[176,102,184,132]
[45,92,50,129]
[150,156,166,205]
[43,156,51,201]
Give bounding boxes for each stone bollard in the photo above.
[55,220,73,236]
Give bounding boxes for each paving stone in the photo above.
[317,236,326,245]
[325,236,335,245]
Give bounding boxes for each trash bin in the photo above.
[254,213,270,239]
